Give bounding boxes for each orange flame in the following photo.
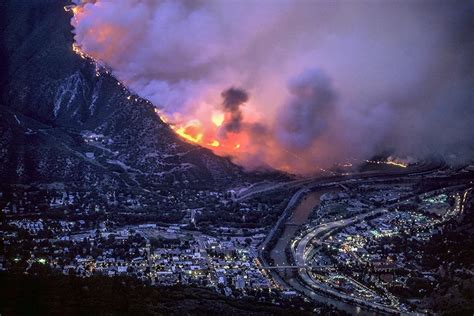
[173,120,203,143]
[209,140,220,147]
[211,112,224,127]
[152,108,246,154]
[71,5,248,158]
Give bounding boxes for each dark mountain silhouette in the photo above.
[0,0,243,190]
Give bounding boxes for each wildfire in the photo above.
[64,5,78,14]
[210,140,220,147]
[173,120,203,143]
[386,160,408,168]
[176,128,203,143]
[211,112,224,127]
[365,159,408,168]
[72,43,89,59]
[65,4,85,22]
[151,108,248,153]
[69,4,245,157]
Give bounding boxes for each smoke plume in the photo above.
[220,87,249,135]
[71,0,474,173]
[277,69,336,150]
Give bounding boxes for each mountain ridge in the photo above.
[0,0,246,190]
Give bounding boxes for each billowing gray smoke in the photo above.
[277,69,336,150]
[221,87,249,134]
[71,0,474,172]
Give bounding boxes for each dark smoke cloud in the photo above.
[220,87,249,134]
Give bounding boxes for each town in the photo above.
[2,161,473,314]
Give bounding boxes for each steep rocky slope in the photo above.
[0,0,243,190]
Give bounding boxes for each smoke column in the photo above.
[220,87,248,135]
[71,0,474,173]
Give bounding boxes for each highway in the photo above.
[257,160,448,314]
[294,208,386,266]
[237,160,444,202]
[259,161,442,263]
[290,185,471,313]
[293,208,400,314]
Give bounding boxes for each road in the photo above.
[293,208,400,314]
[238,160,442,202]
[258,160,447,314]
[294,208,386,266]
[291,185,470,314]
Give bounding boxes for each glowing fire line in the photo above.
[365,159,408,168]
[70,5,240,154]
[153,109,229,149]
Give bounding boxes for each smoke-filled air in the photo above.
[70,0,474,173]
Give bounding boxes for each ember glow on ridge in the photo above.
[69,0,474,173]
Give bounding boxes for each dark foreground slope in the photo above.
[0,273,313,316]
[0,0,242,190]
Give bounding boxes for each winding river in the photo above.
[269,188,383,315]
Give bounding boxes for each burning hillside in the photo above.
[68,0,474,173]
